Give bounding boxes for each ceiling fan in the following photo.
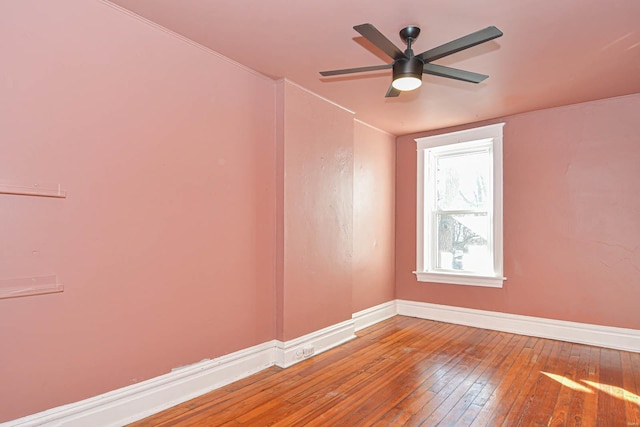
[320,23,503,97]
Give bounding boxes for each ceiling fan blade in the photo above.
[423,63,488,83]
[417,26,503,63]
[385,84,401,98]
[320,63,392,77]
[354,23,407,61]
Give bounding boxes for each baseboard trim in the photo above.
[397,299,640,353]
[275,319,356,368]
[3,316,359,426]
[352,300,397,331]
[11,299,637,426]
[3,341,276,427]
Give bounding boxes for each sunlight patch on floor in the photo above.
[541,371,640,405]
[541,372,592,393]
[583,380,640,404]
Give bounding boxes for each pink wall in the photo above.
[0,0,276,422]
[275,81,355,341]
[396,94,640,330]
[353,121,396,312]
[274,83,397,340]
[1,1,397,422]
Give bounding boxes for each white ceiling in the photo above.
[109,0,640,135]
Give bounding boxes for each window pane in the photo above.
[436,213,491,273]
[436,151,491,211]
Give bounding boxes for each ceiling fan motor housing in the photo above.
[393,57,424,81]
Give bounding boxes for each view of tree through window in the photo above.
[434,150,492,273]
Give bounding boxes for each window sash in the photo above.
[430,211,493,275]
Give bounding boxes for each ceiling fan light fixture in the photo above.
[392,76,422,91]
[392,58,423,91]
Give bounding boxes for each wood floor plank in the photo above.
[343,328,496,425]
[165,374,303,426]
[564,344,592,427]
[485,338,543,425]
[441,333,527,426]
[580,346,601,427]
[297,327,484,427]
[404,332,500,424]
[532,340,574,426]
[128,316,640,427]
[548,342,582,426]
[505,338,559,426]
[377,329,508,426]
[264,318,453,425]
[598,347,628,425]
[283,320,447,403]
[366,328,503,426]
[499,338,553,426]
[465,334,533,426]
[415,331,511,426]
[621,351,640,426]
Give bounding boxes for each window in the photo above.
[414,123,505,287]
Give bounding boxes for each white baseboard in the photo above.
[2,341,277,427]
[3,316,359,426]
[9,299,638,426]
[397,299,640,353]
[275,319,356,368]
[352,300,397,331]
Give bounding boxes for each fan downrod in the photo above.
[399,26,421,45]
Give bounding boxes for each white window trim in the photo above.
[414,123,505,288]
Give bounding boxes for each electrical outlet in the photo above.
[303,346,315,357]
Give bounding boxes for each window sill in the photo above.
[413,271,505,288]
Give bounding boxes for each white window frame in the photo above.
[414,123,505,287]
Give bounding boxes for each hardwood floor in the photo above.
[129,316,640,426]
